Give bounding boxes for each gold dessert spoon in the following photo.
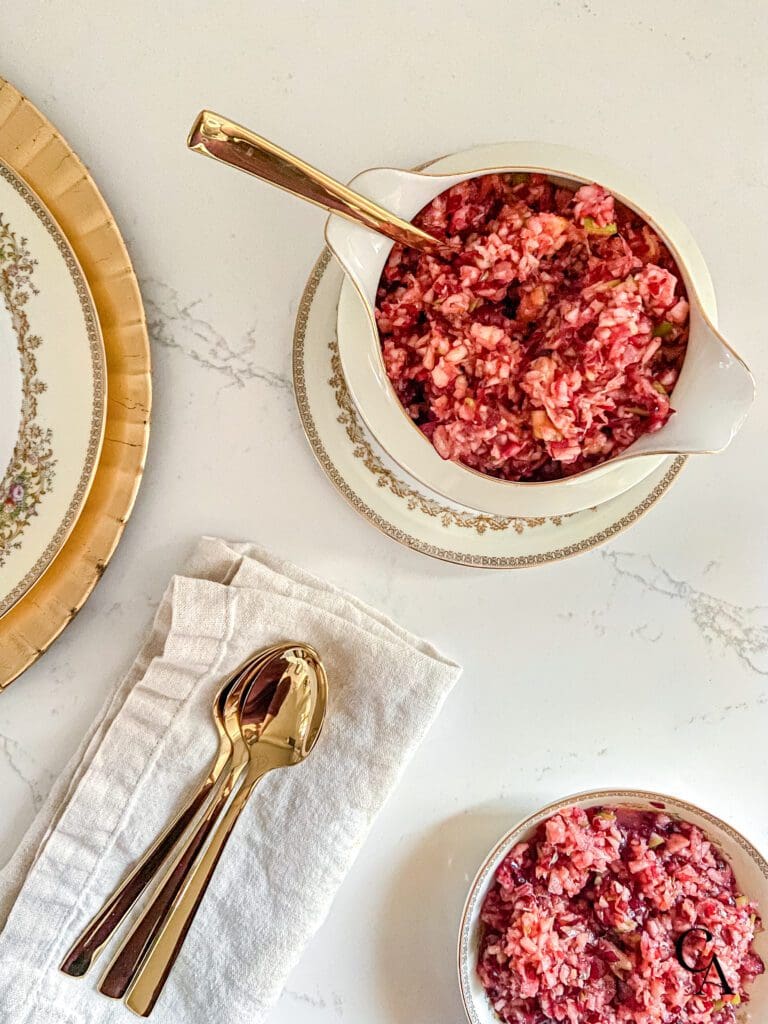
[187,110,454,257]
[124,643,328,1017]
[96,643,298,998]
[59,644,284,977]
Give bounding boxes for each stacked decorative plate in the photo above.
[293,247,686,569]
[292,144,731,567]
[0,79,151,689]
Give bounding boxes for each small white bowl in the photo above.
[328,144,755,518]
[458,789,768,1024]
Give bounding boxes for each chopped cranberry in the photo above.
[476,805,763,1024]
[377,175,689,481]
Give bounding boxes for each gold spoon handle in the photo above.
[124,765,269,1017]
[96,653,281,994]
[187,110,449,257]
[59,769,221,977]
[60,649,278,978]
[97,759,247,998]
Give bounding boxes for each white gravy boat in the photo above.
[327,144,755,517]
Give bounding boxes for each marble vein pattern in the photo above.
[604,551,768,675]
[142,278,291,392]
[0,731,55,811]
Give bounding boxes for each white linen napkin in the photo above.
[0,538,461,1023]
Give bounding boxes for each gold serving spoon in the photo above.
[96,643,298,998]
[60,644,285,978]
[124,644,328,1017]
[187,110,454,257]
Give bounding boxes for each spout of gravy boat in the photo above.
[615,298,755,460]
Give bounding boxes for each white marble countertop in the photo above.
[1,2,767,1021]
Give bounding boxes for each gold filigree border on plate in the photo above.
[293,247,686,568]
[328,342,558,536]
[0,214,56,567]
[0,160,105,616]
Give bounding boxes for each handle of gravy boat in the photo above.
[325,166,477,306]
[622,300,755,459]
[325,163,582,307]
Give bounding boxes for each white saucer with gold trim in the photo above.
[293,248,686,568]
[0,160,106,616]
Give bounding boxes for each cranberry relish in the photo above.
[477,806,764,1024]
[375,175,689,482]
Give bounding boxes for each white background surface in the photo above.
[1,3,767,1022]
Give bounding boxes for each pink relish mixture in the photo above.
[477,806,764,1024]
[375,175,690,481]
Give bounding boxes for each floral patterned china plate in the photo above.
[293,248,686,567]
[0,159,106,617]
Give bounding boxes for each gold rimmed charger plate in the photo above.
[0,79,151,689]
[293,248,686,568]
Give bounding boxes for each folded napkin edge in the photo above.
[193,537,462,670]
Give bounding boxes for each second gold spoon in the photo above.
[187,110,453,257]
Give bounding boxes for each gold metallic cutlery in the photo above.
[187,110,454,257]
[96,644,292,998]
[60,644,284,977]
[124,644,328,1017]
